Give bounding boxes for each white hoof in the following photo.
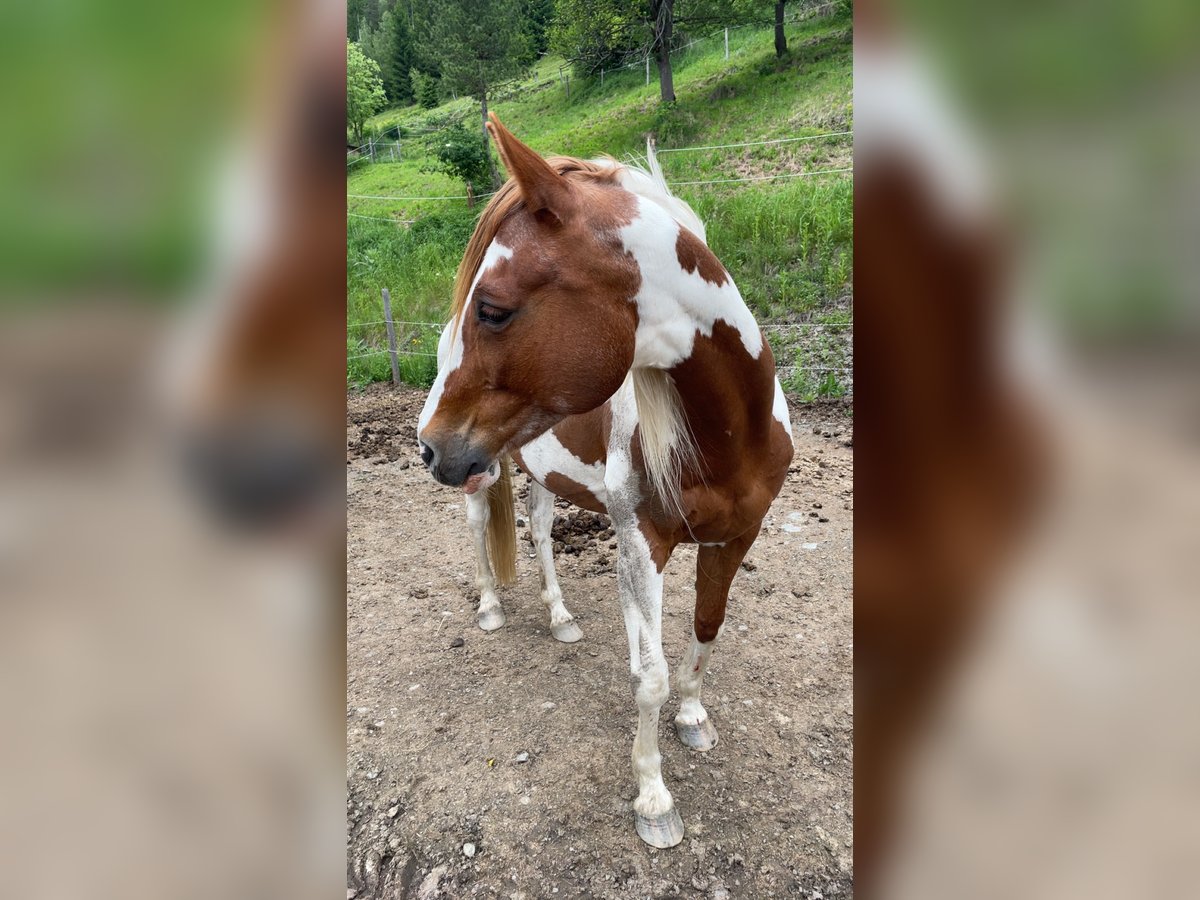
[477,606,506,632]
[550,620,583,643]
[675,716,719,751]
[635,807,684,848]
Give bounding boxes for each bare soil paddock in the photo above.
[347,385,853,899]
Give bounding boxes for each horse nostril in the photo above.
[419,441,434,468]
[465,458,487,478]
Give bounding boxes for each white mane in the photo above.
[594,142,707,244]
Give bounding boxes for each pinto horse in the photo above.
[417,115,795,848]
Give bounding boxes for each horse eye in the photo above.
[477,301,515,328]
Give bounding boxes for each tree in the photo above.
[364,9,416,105]
[418,0,530,189]
[522,0,557,63]
[650,0,675,102]
[551,0,644,76]
[549,1,761,103]
[347,41,387,145]
[410,68,440,109]
[387,12,416,104]
[347,0,365,41]
[774,0,786,57]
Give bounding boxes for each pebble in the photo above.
[463,842,476,858]
[387,806,399,818]
[449,637,465,649]
[541,702,556,712]
[514,751,530,763]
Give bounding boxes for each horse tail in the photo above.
[486,455,518,586]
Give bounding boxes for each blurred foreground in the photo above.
[856,0,1200,897]
[0,1,345,898]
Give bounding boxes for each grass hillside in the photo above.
[348,6,852,397]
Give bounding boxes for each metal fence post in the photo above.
[645,55,650,86]
[381,288,401,386]
[725,27,729,59]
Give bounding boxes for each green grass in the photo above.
[348,6,852,395]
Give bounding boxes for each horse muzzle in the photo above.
[417,432,495,491]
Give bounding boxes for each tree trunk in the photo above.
[651,0,675,103]
[775,2,788,57]
[480,89,501,191]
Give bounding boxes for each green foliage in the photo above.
[550,0,645,76]
[410,68,439,109]
[419,0,530,99]
[360,10,416,105]
[522,0,557,62]
[425,123,494,196]
[349,8,853,391]
[347,41,387,144]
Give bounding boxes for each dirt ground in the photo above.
[347,384,853,899]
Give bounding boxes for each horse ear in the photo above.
[486,112,573,226]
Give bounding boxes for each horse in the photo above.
[416,114,796,848]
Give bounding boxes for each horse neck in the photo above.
[619,201,778,468]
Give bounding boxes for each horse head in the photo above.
[417,115,642,491]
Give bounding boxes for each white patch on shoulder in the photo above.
[618,196,763,369]
[418,241,513,439]
[772,377,793,441]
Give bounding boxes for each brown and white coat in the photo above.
[417,115,794,848]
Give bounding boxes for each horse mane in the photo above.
[452,146,706,522]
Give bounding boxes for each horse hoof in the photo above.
[551,621,583,643]
[477,608,506,632]
[675,717,719,752]
[635,807,684,849]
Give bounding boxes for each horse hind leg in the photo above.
[465,490,505,631]
[527,479,582,643]
[675,529,760,751]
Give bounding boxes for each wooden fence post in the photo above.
[725,27,729,59]
[645,55,650,86]
[601,68,605,87]
[381,288,401,386]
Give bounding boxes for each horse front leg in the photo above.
[675,527,760,751]
[465,490,505,631]
[526,479,583,643]
[616,520,683,848]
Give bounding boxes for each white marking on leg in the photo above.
[616,522,674,819]
[527,480,575,628]
[465,490,503,629]
[603,373,677,820]
[675,631,716,726]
